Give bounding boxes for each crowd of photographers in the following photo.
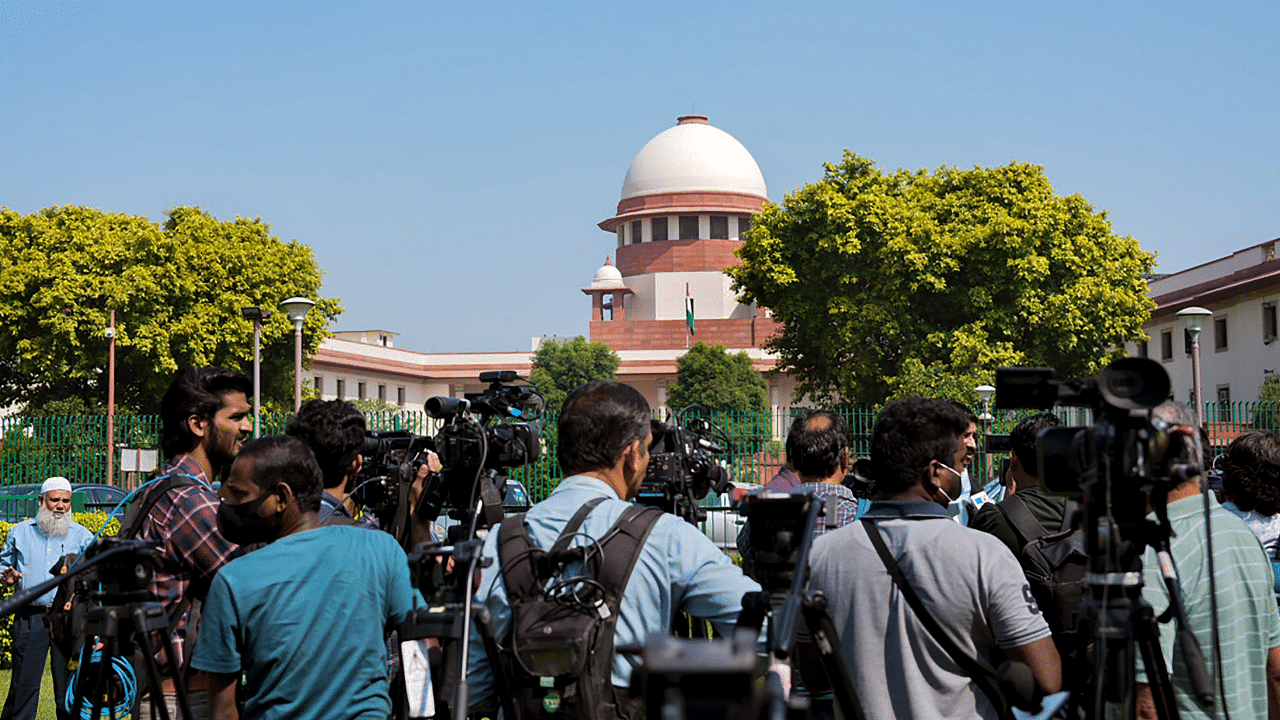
[8,364,1280,720]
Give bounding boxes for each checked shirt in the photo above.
[132,454,239,675]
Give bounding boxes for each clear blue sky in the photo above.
[3,1,1275,352]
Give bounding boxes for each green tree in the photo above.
[667,342,769,413]
[0,206,340,413]
[727,152,1155,404]
[529,336,621,413]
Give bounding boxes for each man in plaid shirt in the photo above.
[738,410,869,568]
[133,366,253,713]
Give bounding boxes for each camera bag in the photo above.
[995,494,1087,669]
[497,497,663,720]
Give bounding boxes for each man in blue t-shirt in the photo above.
[189,435,418,720]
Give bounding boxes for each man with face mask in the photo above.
[129,366,252,714]
[799,397,1060,720]
[189,435,418,720]
[466,380,759,719]
[0,477,94,720]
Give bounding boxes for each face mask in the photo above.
[216,492,279,545]
[934,462,963,506]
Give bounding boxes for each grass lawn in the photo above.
[0,664,60,720]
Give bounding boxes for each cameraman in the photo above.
[737,410,868,574]
[189,436,419,720]
[466,380,759,718]
[800,397,1059,720]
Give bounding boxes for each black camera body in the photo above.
[995,357,1176,497]
[353,430,435,523]
[637,414,730,525]
[420,371,543,534]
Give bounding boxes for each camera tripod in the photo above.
[735,494,866,720]
[1065,490,1213,720]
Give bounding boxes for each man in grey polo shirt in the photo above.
[802,396,1060,720]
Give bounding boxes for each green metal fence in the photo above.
[2,401,1276,496]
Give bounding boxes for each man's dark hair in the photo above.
[286,400,367,490]
[947,400,979,427]
[1221,432,1280,516]
[159,367,253,459]
[558,381,651,477]
[786,410,848,479]
[870,397,970,495]
[1010,413,1062,477]
[235,435,324,513]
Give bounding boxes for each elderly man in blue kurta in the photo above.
[0,477,94,720]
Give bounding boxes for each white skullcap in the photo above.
[41,476,72,495]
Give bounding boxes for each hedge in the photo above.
[0,512,119,668]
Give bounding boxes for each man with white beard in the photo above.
[0,477,94,720]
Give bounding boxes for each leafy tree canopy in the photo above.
[667,342,768,415]
[529,336,620,413]
[727,152,1155,404]
[0,205,340,414]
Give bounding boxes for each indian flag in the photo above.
[685,284,695,335]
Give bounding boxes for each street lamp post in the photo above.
[105,311,116,485]
[975,384,996,483]
[1178,306,1214,428]
[280,297,316,411]
[241,307,272,437]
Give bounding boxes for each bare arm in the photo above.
[1267,645,1280,720]
[1004,636,1062,696]
[202,672,240,720]
[1135,683,1157,720]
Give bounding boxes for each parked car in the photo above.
[0,483,132,523]
[698,481,760,552]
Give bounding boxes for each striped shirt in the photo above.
[1137,493,1280,718]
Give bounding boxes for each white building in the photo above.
[1130,238,1280,404]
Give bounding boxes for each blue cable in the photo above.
[63,646,137,720]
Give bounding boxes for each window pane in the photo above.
[336,379,346,399]
[314,376,323,394]
[651,217,668,242]
[738,216,752,237]
[397,387,406,406]
[1137,340,1148,358]
[378,384,386,401]
[1265,303,1277,339]
[710,216,729,239]
[1214,317,1228,350]
[679,216,699,240]
[358,382,367,400]
[1161,331,1173,360]
[1184,329,1193,355]
[631,220,642,245]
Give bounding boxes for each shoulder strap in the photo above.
[596,505,663,600]
[498,497,609,600]
[861,518,1011,720]
[995,494,1049,550]
[119,473,202,539]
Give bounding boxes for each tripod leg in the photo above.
[799,595,867,720]
[1133,602,1181,720]
[69,638,97,720]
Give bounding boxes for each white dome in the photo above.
[591,261,625,288]
[620,116,767,200]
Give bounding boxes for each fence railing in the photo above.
[2,401,1276,498]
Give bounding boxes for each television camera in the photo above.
[636,406,732,525]
[995,357,1213,719]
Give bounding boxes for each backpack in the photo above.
[45,473,201,664]
[996,494,1088,665]
[496,497,663,720]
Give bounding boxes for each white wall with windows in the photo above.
[1127,240,1280,404]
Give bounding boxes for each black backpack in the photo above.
[996,495,1088,665]
[496,498,663,720]
[45,473,201,664]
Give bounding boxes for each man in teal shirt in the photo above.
[190,436,418,720]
